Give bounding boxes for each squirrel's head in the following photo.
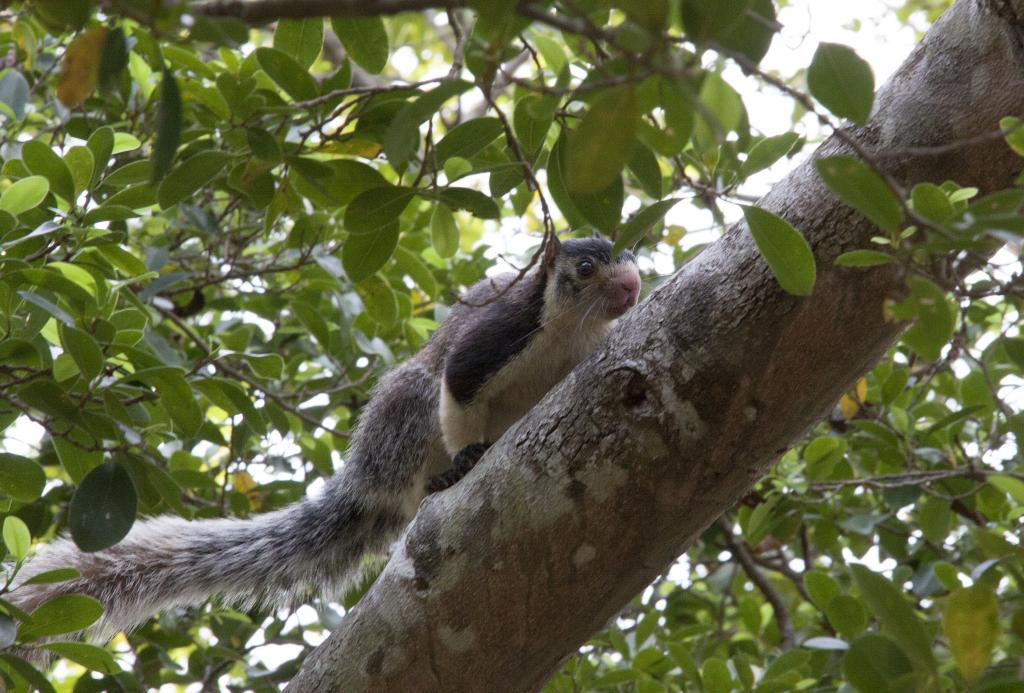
[543,236,641,320]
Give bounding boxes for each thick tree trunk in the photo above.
[288,1,1024,690]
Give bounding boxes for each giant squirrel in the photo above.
[10,235,641,644]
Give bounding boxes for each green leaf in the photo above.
[64,145,95,195]
[842,633,914,692]
[70,460,137,552]
[807,42,874,125]
[193,378,266,435]
[99,26,128,90]
[151,70,182,183]
[359,275,398,327]
[910,183,955,224]
[680,0,752,45]
[694,72,743,146]
[274,18,323,69]
[255,47,318,102]
[627,145,663,199]
[989,474,1024,504]
[711,0,777,63]
[850,564,937,672]
[41,642,120,674]
[331,16,389,74]
[743,206,816,296]
[342,221,400,283]
[17,380,79,419]
[246,127,282,162]
[890,276,954,362]
[112,131,142,155]
[288,301,332,350]
[21,140,75,202]
[513,95,555,157]
[59,322,105,381]
[157,150,231,209]
[1001,116,1024,156]
[817,155,903,233]
[97,244,149,277]
[128,367,203,437]
[438,187,500,219]
[0,175,49,215]
[701,657,733,693]
[103,159,151,188]
[344,186,415,235]
[293,158,387,207]
[763,649,810,680]
[567,86,640,195]
[238,353,284,379]
[86,127,114,185]
[23,567,81,586]
[53,434,103,484]
[804,571,841,610]
[613,198,682,253]
[384,80,473,165]
[430,203,459,258]
[744,495,779,544]
[835,249,893,267]
[932,563,961,592]
[0,340,41,369]
[0,70,29,120]
[657,78,694,155]
[436,117,504,161]
[916,496,951,543]
[741,132,801,178]
[393,246,440,298]
[0,652,57,693]
[571,177,624,233]
[18,594,103,641]
[547,131,588,229]
[825,595,867,639]
[944,584,999,683]
[2,516,30,562]
[33,0,92,29]
[0,453,45,502]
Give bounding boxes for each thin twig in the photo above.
[720,520,796,650]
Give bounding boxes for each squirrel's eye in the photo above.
[577,259,595,278]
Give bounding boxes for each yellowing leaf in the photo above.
[317,138,383,158]
[944,584,999,683]
[231,470,257,494]
[839,377,867,419]
[232,471,262,509]
[57,27,108,108]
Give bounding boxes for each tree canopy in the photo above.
[0,0,1023,690]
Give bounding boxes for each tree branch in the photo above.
[286,1,1024,690]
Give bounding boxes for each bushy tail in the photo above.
[9,473,409,641]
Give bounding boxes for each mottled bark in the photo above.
[289,1,1024,690]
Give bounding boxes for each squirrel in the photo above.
[9,235,641,645]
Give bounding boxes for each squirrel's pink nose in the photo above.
[607,271,640,317]
[616,272,640,306]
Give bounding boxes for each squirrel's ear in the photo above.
[543,235,562,269]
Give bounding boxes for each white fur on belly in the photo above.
[440,311,613,455]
